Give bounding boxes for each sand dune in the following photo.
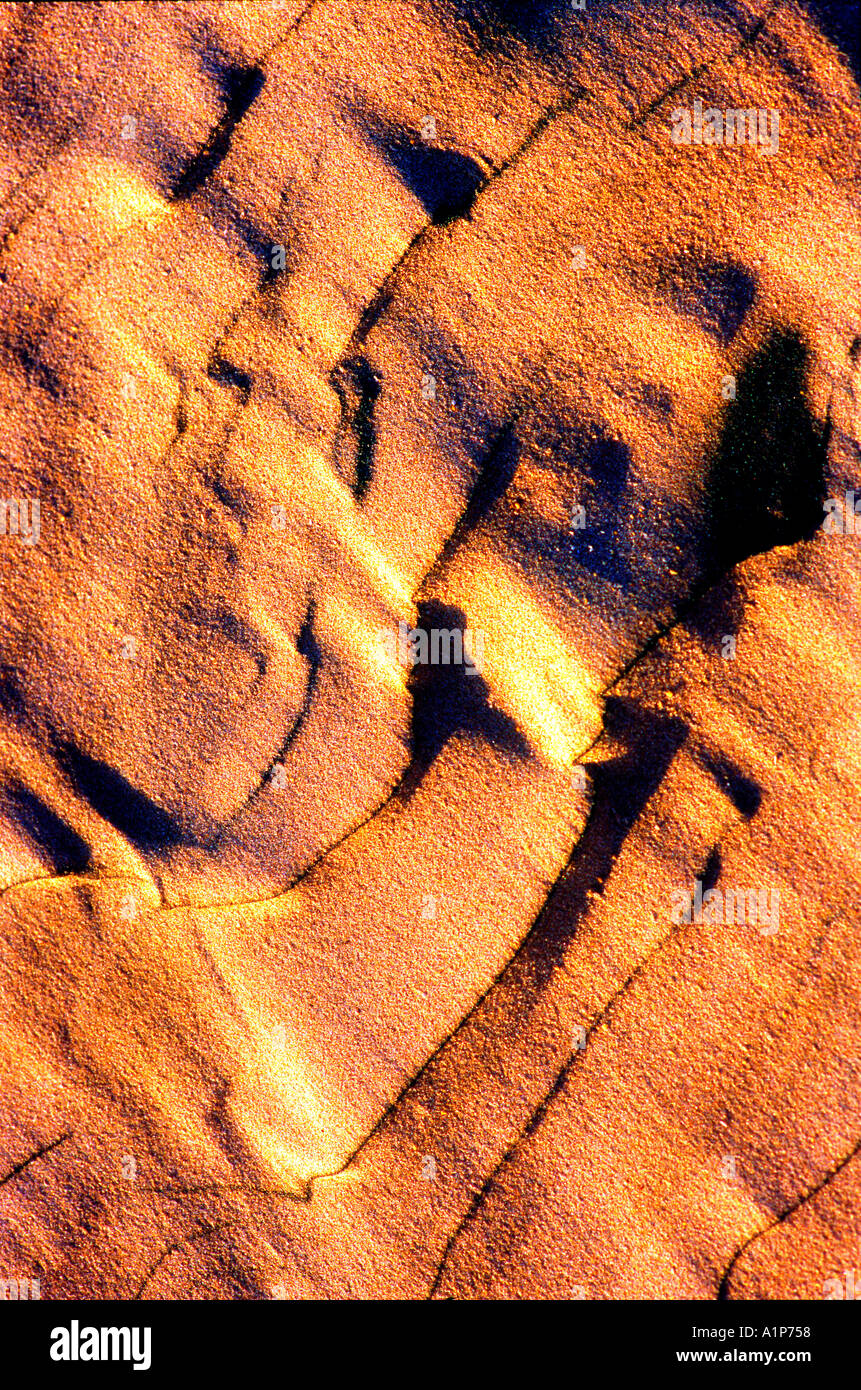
[0,0,858,1299]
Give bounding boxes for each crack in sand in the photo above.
[426,894,851,1298]
[125,554,774,1287]
[133,1217,237,1301]
[207,597,321,845]
[326,89,586,480]
[3,0,322,395]
[626,2,779,131]
[0,1131,73,1189]
[717,1132,861,1300]
[2,0,845,1300]
[1,321,836,1292]
[424,850,732,1298]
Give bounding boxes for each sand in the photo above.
[0,0,858,1299]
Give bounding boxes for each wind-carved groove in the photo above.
[206,286,261,387]
[0,180,54,261]
[160,285,265,487]
[0,784,90,876]
[331,92,586,384]
[178,393,538,904]
[626,1,780,130]
[717,1133,861,1300]
[56,742,184,853]
[424,415,525,585]
[2,0,841,1302]
[252,0,325,75]
[694,750,762,819]
[371,129,488,225]
[133,1218,237,1300]
[331,359,381,501]
[208,358,252,407]
[156,370,189,473]
[142,1180,311,1202]
[207,598,321,849]
[29,407,832,1288]
[425,829,732,1298]
[170,66,265,202]
[0,1131,73,1189]
[422,684,837,1296]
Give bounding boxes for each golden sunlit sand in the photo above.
[0,0,858,1301]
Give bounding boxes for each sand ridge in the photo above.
[0,0,859,1299]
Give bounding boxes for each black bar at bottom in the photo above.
[6,1297,856,1378]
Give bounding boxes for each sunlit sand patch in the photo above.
[441,549,604,767]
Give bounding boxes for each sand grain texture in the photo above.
[0,0,859,1299]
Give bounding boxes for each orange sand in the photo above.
[0,0,858,1299]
